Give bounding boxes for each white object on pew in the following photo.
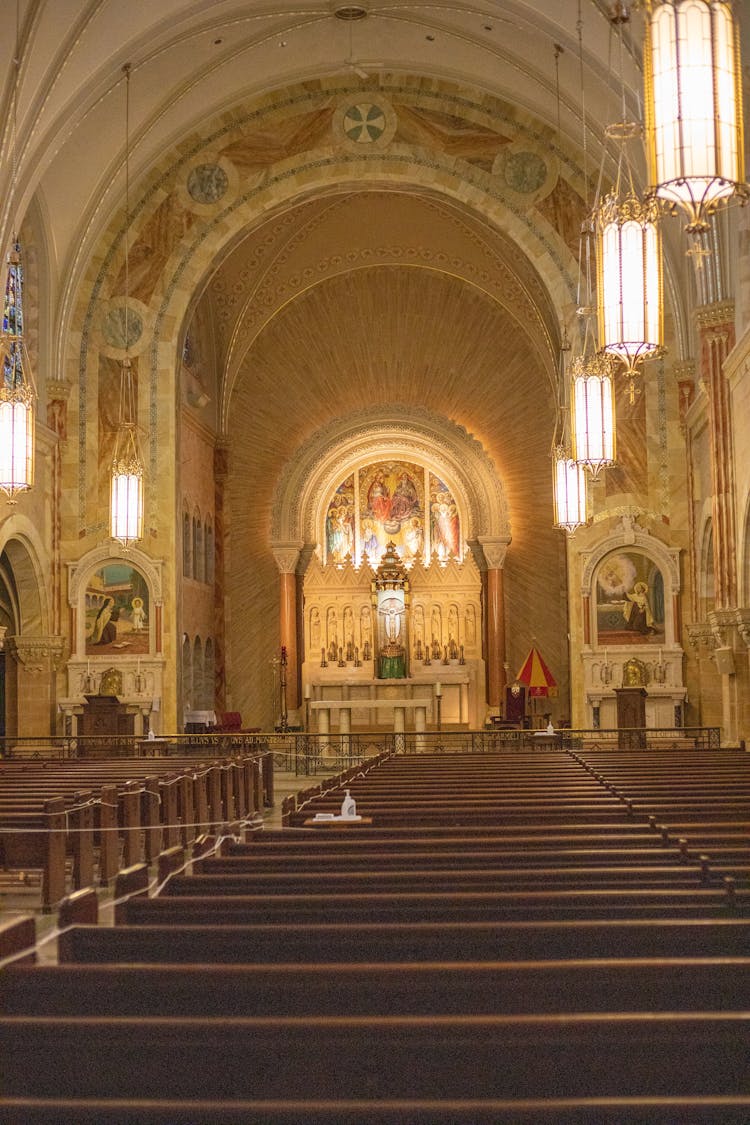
[340,788,358,819]
[147,729,156,740]
[546,721,554,735]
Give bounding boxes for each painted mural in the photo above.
[324,474,355,563]
[323,462,461,565]
[85,563,150,656]
[429,473,460,559]
[595,551,665,645]
[359,461,425,564]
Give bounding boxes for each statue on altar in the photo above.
[373,541,409,679]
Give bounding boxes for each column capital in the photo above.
[271,542,304,575]
[475,536,511,571]
[5,634,67,672]
[696,300,735,330]
[735,609,750,648]
[685,623,716,654]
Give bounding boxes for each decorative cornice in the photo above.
[5,635,66,672]
[708,607,738,648]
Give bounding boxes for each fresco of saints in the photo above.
[367,470,391,522]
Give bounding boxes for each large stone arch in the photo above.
[65,77,584,535]
[0,517,52,636]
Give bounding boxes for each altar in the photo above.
[307,675,477,730]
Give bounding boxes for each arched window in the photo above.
[193,636,204,706]
[204,638,215,710]
[195,519,205,583]
[182,634,192,714]
[182,508,191,576]
[205,520,214,584]
[192,511,200,580]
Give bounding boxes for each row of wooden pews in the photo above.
[0,752,272,909]
[1,746,750,1121]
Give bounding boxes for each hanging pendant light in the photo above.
[643,0,748,234]
[110,356,144,545]
[553,447,588,533]
[570,347,618,476]
[594,124,664,400]
[109,63,145,546]
[552,327,588,534]
[0,5,36,503]
[0,243,36,502]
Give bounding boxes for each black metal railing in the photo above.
[0,725,723,769]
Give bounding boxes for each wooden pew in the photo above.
[4,957,750,1017]
[1,1012,749,1101]
[58,916,750,965]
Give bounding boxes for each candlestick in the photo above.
[435,681,442,697]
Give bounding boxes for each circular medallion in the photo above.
[343,103,387,144]
[187,163,229,204]
[503,151,547,194]
[102,305,143,350]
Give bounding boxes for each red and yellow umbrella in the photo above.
[515,646,558,698]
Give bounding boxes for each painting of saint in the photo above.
[325,475,355,563]
[595,551,665,645]
[85,563,150,655]
[430,475,460,559]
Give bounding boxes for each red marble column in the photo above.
[697,302,737,609]
[272,545,303,712]
[479,538,510,708]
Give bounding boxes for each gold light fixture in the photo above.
[0,244,36,502]
[643,0,747,234]
[571,347,618,475]
[594,6,664,401]
[595,164,663,388]
[571,214,618,476]
[0,3,36,503]
[553,448,588,534]
[110,63,144,546]
[552,330,588,534]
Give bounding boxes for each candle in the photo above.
[435,682,442,697]
[137,656,141,673]
[603,648,608,664]
[304,683,311,700]
[658,648,663,664]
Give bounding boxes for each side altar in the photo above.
[301,541,485,729]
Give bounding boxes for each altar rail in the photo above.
[0,727,723,772]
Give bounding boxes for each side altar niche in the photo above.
[301,540,486,729]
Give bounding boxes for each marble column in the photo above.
[4,635,66,739]
[213,442,229,711]
[46,381,70,638]
[697,302,737,609]
[478,537,510,708]
[272,543,303,712]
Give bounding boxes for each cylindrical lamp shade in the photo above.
[552,451,587,533]
[110,429,144,545]
[0,388,34,500]
[571,352,617,475]
[596,191,663,371]
[643,0,746,230]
